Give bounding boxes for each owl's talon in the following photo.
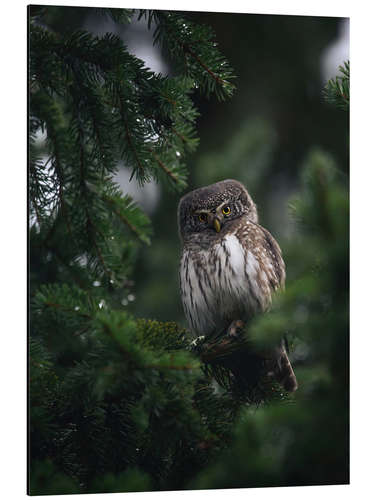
[227,320,245,337]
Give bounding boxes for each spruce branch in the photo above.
[140,10,236,101]
[42,239,89,292]
[102,193,152,245]
[181,42,229,89]
[323,60,349,110]
[148,148,180,185]
[30,198,43,228]
[86,214,112,281]
[75,125,112,281]
[30,91,71,232]
[30,23,202,191]
[43,300,92,320]
[123,119,146,182]
[172,127,188,144]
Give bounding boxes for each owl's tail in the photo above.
[267,340,298,392]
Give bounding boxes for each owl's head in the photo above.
[178,179,258,242]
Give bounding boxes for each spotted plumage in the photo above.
[178,179,297,392]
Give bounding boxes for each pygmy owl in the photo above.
[178,179,297,392]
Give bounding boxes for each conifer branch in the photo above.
[44,300,92,319]
[33,93,74,237]
[88,102,116,177]
[172,127,188,144]
[54,161,74,238]
[121,106,145,182]
[149,148,180,185]
[182,43,229,88]
[76,125,112,281]
[86,216,112,280]
[323,60,350,110]
[102,194,150,245]
[147,11,236,100]
[43,241,88,291]
[30,197,43,228]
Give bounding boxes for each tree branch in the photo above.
[149,148,179,184]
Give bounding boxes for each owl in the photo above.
[178,179,297,392]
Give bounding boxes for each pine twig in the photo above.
[118,100,145,181]
[182,43,229,88]
[102,194,148,244]
[44,301,92,319]
[172,126,189,144]
[149,148,179,184]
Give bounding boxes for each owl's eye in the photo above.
[222,205,231,216]
[198,213,208,223]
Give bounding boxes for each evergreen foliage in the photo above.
[29,7,238,495]
[323,60,350,110]
[28,6,349,495]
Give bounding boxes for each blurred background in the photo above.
[33,6,349,329]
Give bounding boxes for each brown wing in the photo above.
[250,225,296,390]
[259,225,286,291]
[235,217,286,292]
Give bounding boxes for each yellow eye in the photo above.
[222,205,231,216]
[198,213,208,223]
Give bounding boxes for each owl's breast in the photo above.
[180,246,217,335]
[209,234,271,317]
[180,233,274,336]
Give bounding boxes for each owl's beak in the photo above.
[213,217,221,233]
